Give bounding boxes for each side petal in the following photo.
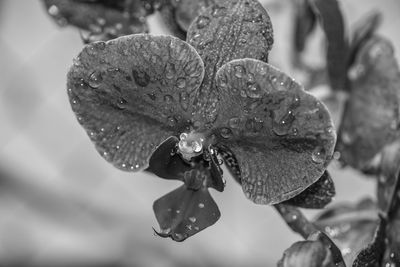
[337,36,400,170]
[186,0,274,125]
[214,59,336,204]
[284,171,335,209]
[67,34,204,171]
[153,185,220,242]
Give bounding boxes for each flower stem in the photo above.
[274,203,318,239]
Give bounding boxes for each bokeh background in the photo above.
[0,0,399,266]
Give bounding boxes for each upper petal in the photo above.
[213,58,336,204]
[67,34,204,171]
[186,0,274,125]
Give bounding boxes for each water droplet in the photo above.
[196,16,210,28]
[132,70,150,87]
[292,128,298,136]
[48,5,59,16]
[220,127,233,139]
[165,63,176,79]
[189,217,197,223]
[198,203,205,208]
[333,151,341,160]
[311,147,326,164]
[117,98,128,109]
[164,94,173,104]
[167,116,178,127]
[88,71,102,88]
[247,84,262,98]
[147,93,156,101]
[272,111,295,136]
[176,78,186,88]
[234,65,245,78]
[228,117,240,129]
[341,131,353,145]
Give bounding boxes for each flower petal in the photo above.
[43,0,149,40]
[186,0,274,125]
[159,0,215,38]
[148,137,225,192]
[153,185,220,241]
[309,0,349,91]
[214,59,336,204]
[337,36,400,170]
[67,34,205,171]
[284,171,335,209]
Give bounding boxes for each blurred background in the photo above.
[0,0,399,266]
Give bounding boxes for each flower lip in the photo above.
[178,131,206,161]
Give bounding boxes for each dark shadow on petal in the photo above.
[153,185,220,242]
[283,171,335,209]
[147,136,189,181]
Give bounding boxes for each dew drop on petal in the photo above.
[88,71,102,88]
[189,217,197,223]
[220,127,233,139]
[164,94,174,104]
[198,203,205,208]
[197,16,210,29]
[234,65,245,78]
[176,78,186,88]
[117,98,128,109]
[311,147,326,164]
[167,116,178,127]
[228,117,240,129]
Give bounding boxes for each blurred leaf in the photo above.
[309,0,349,91]
[348,11,382,69]
[284,171,335,209]
[337,36,400,170]
[352,215,386,267]
[293,0,317,54]
[315,200,379,265]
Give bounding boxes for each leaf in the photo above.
[284,171,335,209]
[309,0,349,91]
[67,34,205,171]
[337,36,400,170]
[153,185,220,241]
[348,11,382,68]
[186,0,274,125]
[43,0,150,40]
[213,58,336,204]
[352,215,386,267]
